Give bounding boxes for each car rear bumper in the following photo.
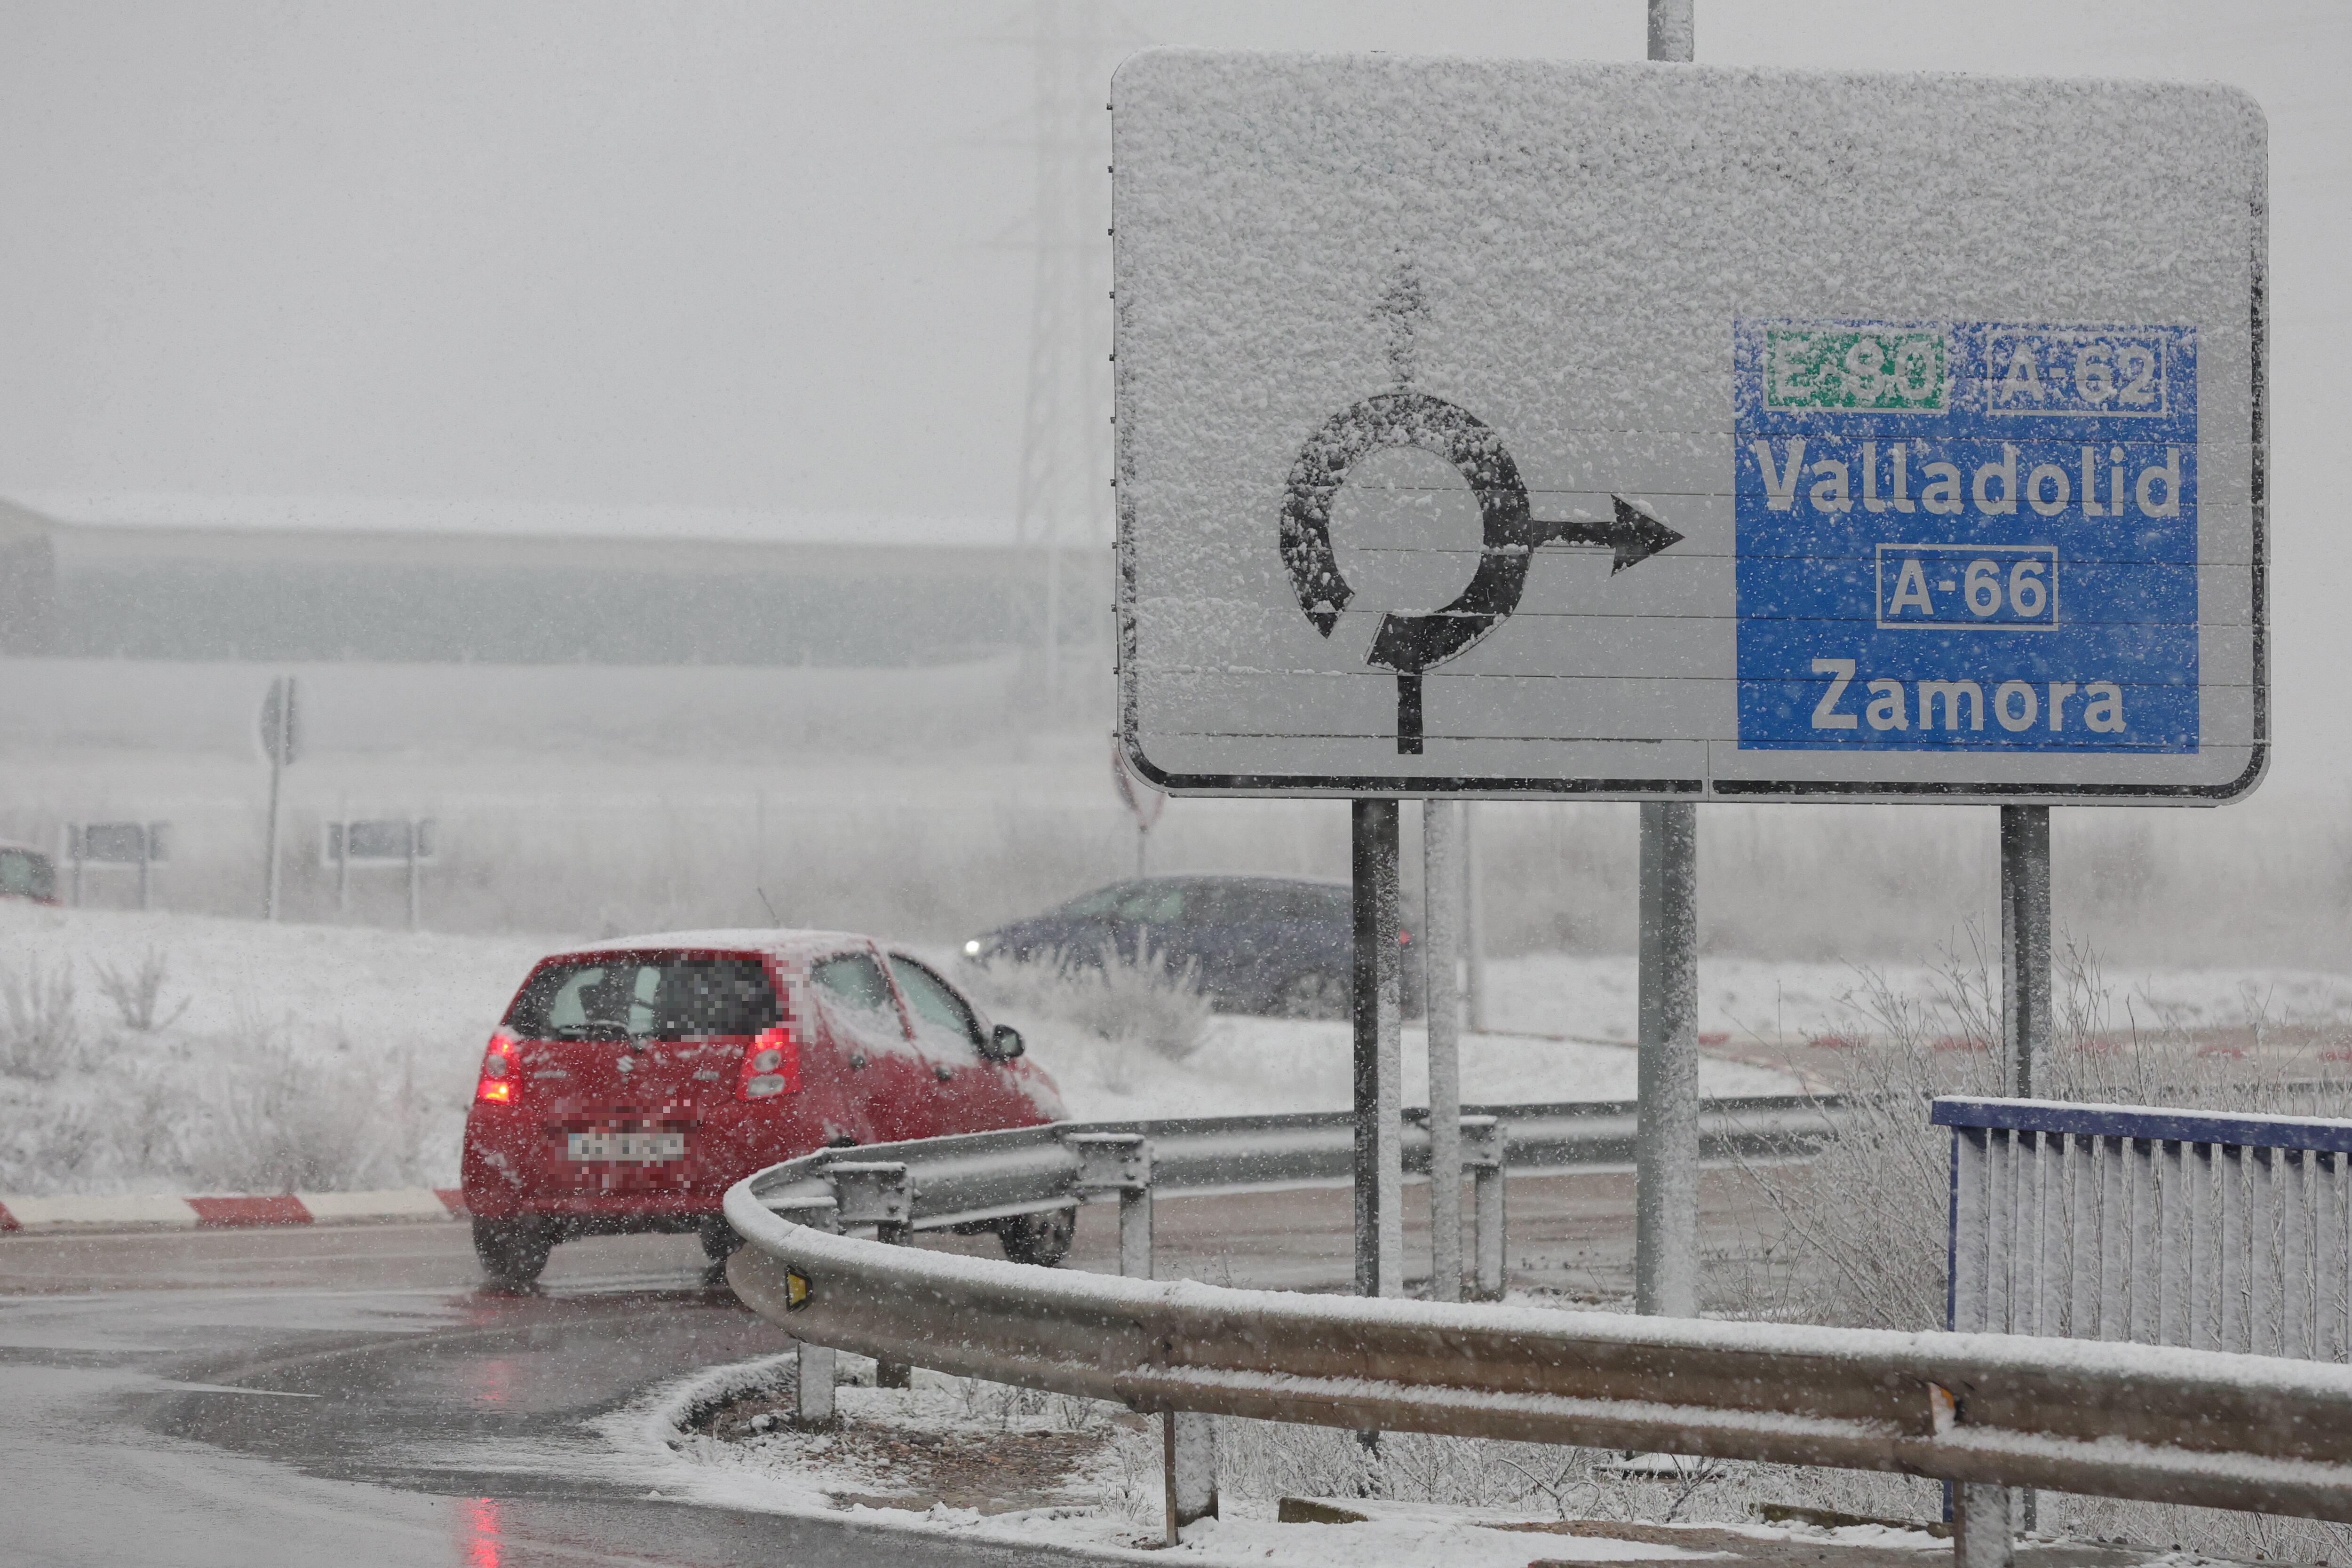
[461,1101,809,1221]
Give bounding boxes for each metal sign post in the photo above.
[1633,0,1703,1325]
[258,675,300,922]
[1422,799,1465,1301]
[1994,800,2052,1544]
[1460,802,1486,1033]
[1636,800,1700,1316]
[406,818,423,933]
[2000,805,2053,1097]
[1350,800,1404,1300]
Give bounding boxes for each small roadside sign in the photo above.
[1111,52,2265,804]
[259,675,301,768]
[259,674,300,920]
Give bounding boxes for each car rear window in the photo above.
[504,955,780,1041]
[0,849,54,900]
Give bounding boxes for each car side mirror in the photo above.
[987,1023,1025,1061]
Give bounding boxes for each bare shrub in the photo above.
[1733,923,2352,1334]
[182,1024,402,1194]
[1723,927,2352,1560]
[89,947,191,1033]
[946,1374,1106,1434]
[0,957,82,1080]
[966,943,1212,1064]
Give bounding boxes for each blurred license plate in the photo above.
[567,1130,685,1162]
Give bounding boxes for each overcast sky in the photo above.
[2,1,2344,781]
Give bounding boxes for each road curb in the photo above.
[0,1187,467,1235]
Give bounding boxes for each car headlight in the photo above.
[962,939,982,957]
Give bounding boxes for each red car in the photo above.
[460,929,1068,1285]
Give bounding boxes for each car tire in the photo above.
[1270,969,1348,1020]
[995,1206,1077,1268]
[472,1217,556,1286]
[698,1216,745,1262]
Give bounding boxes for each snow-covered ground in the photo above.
[1479,951,2352,1051]
[610,1349,2294,1568]
[5,901,2350,1196]
[608,1352,1951,1568]
[1032,1011,1796,1121]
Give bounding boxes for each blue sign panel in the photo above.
[1734,321,2199,753]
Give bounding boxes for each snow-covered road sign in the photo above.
[1110,51,2266,803]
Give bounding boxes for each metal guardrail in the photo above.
[733,1093,1837,1229]
[721,1093,2352,1560]
[727,1093,1834,1527]
[728,1205,2352,1514]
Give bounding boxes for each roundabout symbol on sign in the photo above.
[1279,391,1684,755]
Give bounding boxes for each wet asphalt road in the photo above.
[0,1172,1781,1567]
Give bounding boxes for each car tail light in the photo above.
[475,1032,516,1105]
[737,1022,802,1101]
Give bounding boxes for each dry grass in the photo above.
[0,956,452,1195]
[88,947,190,1033]
[1722,924,2352,1561]
[0,957,83,1080]
[963,943,1213,1065]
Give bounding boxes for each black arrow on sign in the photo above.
[1281,392,1685,755]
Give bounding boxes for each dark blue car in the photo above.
[962,875,1418,1019]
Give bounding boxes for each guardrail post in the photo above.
[1164,1409,1218,1543]
[1462,1115,1505,1300]
[1953,1483,2013,1568]
[1065,1131,1153,1278]
[781,1197,840,1425]
[1067,1129,1207,1540]
[828,1159,915,1389]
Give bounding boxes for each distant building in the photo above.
[2,502,1103,668]
[0,500,56,656]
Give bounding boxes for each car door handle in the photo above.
[934,1065,955,1082]
[848,1053,867,1070]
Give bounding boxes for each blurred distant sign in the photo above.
[259,675,301,768]
[1111,52,2266,805]
[327,819,436,865]
[67,823,167,864]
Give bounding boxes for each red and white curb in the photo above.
[0,1188,468,1235]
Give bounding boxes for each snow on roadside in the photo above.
[5,902,2346,1197]
[1027,1014,1797,1122]
[0,906,1796,1197]
[0,902,549,1197]
[598,1351,1738,1567]
[1480,952,2352,1049]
